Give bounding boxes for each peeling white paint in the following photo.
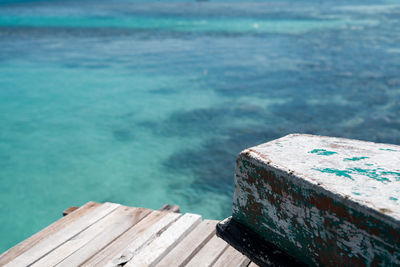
[250,134,400,222]
[232,134,400,266]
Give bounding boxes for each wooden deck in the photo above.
[0,202,255,267]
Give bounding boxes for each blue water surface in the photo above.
[0,0,400,252]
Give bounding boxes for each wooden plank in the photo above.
[81,210,175,266]
[185,235,229,267]
[32,206,128,267]
[124,213,202,267]
[56,207,151,267]
[4,202,120,266]
[32,206,150,267]
[0,201,100,266]
[213,245,251,267]
[102,211,182,267]
[157,220,217,266]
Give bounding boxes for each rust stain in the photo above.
[371,256,383,267]
[248,149,272,163]
[310,230,367,267]
[379,208,393,214]
[243,194,264,226]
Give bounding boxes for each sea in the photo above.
[0,0,399,252]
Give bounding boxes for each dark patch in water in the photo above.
[163,125,289,217]
[269,99,359,125]
[149,87,178,95]
[0,154,11,168]
[213,70,300,97]
[344,115,400,145]
[164,124,285,192]
[118,111,136,119]
[63,62,110,69]
[138,105,272,138]
[139,107,230,137]
[113,129,134,142]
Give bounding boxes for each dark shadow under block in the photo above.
[216,217,307,267]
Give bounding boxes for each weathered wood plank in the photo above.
[124,213,202,267]
[157,219,217,267]
[4,202,120,266]
[213,245,251,267]
[185,235,228,267]
[33,206,150,267]
[57,208,151,267]
[103,211,182,267]
[81,210,175,266]
[56,207,150,267]
[32,206,128,267]
[0,201,100,266]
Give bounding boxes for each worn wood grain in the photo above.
[157,219,217,267]
[125,213,202,267]
[213,245,250,267]
[185,235,228,267]
[4,202,119,267]
[81,210,173,266]
[0,201,100,266]
[32,206,149,267]
[56,207,150,267]
[104,211,182,267]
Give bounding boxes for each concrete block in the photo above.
[233,134,400,266]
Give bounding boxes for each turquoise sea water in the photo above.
[1,0,400,252]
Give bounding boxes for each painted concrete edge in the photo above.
[240,144,400,228]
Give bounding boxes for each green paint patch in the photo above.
[389,196,398,201]
[344,156,369,161]
[313,167,397,183]
[365,163,373,166]
[379,148,398,152]
[381,171,400,181]
[352,192,361,196]
[309,149,337,156]
[349,168,391,182]
[313,168,352,179]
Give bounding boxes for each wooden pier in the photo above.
[3,134,398,266]
[0,201,254,266]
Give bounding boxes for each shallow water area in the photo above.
[0,0,400,252]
